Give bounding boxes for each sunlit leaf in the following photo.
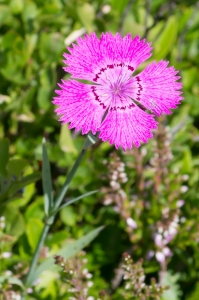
[2,204,25,238]
[26,218,44,251]
[153,16,178,59]
[6,159,28,178]
[77,3,95,33]
[59,124,77,154]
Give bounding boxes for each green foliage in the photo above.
[30,226,104,286]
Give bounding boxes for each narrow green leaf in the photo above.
[162,271,182,300]
[42,138,53,215]
[51,190,98,216]
[54,149,85,210]
[27,226,104,286]
[54,135,97,210]
[0,138,9,177]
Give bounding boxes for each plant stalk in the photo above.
[25,222,51,286]
[24,134,95,288]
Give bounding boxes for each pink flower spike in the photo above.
[53,32,183,150]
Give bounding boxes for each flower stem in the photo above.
[24,134,96,288]
[25,223,51,287]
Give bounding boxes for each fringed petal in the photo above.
[131,61,183,116]
[99,104,158,150]
[52,80,108,135]
[63,32,153,81]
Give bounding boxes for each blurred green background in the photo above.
[0,0,199,299]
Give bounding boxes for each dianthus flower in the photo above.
[53,33,183,150]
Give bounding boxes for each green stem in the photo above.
[53,147,86,211]
[25,222,51,286]
[24,134,95,288]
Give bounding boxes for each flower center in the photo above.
[91,63,137,109]
[112,85,121,95]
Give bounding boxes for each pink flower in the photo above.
[53,33,183,150]
[156,251,165,264]
[126,217,138,229]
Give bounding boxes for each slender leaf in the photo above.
[54,135,97,210]
[42,138,53,215]
[51,190,98,216]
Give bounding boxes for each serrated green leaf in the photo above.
[162,271,182,300]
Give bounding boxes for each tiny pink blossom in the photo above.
[53,32,183,150]
[146,250,155,260]
[156,251,165,264]
[2,252,12,258]
[176,199,185,208]
[163,247,172,257]
[126,217,138,229]
[154,233,164,247]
